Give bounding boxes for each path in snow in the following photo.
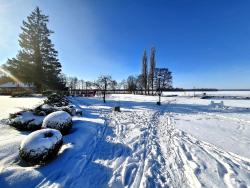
[106,107,250,188]
[107,110,176,187]
[1,95,250,187]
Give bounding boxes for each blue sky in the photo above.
[1,0,250,89]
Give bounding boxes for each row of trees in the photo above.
[126,47,172,95]
[1,7,66,92]
[65,47,173,98]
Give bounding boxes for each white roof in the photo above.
[0,82,34,88]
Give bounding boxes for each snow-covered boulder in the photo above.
[76,109,83,116]
[19,128,63,165]
[42,111,72,135]
[9,111,44,131]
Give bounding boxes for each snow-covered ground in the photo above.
[0,93,250,187]
[0,96,44,119]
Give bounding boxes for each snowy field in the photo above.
[0,92,250,187]
[0,96,44,119]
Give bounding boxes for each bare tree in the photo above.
[127,75,137,94]
[94,75,116,103]
[136,74,144,94]
[118,79,127,89]
[79,79,85,90]
[155,68,173,90]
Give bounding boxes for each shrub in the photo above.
[19,128,63,165]
[42,90,54,96]
[11,91,32,97]
[42,111,72,135]
[44,93,69,107]
[9,111,43,131]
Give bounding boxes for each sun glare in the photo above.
[0,67,21,84]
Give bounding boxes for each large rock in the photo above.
[19,128,63,165]
[42,111,72,135]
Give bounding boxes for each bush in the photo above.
[44,93,69,107]
[9,111,44,131]
[34,104,55,116]
[59,106,76,116]
[11,91,32,97]
[19,128,63,165]
[42,111,72,135]
[34,104,76,116]
[42,90,54,96]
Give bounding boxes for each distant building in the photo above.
[0,82,35,94]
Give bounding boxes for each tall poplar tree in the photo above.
[149,47,156,94]
[141,49,148,95]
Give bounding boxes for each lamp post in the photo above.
[157,74,163,105]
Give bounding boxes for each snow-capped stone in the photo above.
[76,109,83,116]
[19,128,63,165]
[38,111,46,116]
[42,111,72,134]
[9,111,44,131]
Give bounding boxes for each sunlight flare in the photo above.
[0,67,21,84]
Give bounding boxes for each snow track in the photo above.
[107,110,184,187]
[107,107,250,188]
[174,130,250,188]
[1,95,250,187]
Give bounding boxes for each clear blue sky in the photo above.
[1,0,250,89]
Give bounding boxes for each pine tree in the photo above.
[3,7,64,92]
[149,47,156,94]
[141,49,148,95]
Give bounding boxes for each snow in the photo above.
[11,111,44,126]
[0,96,43,119]
[42,111,72,134]
[20,128,62,156]
[0,93,250,187]
[43,111,72,126]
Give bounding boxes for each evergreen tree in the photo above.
[149,47,156,94]
[3,7,64,92]
[141,49,148,95]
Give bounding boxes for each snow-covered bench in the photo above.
[210,101,224,108]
